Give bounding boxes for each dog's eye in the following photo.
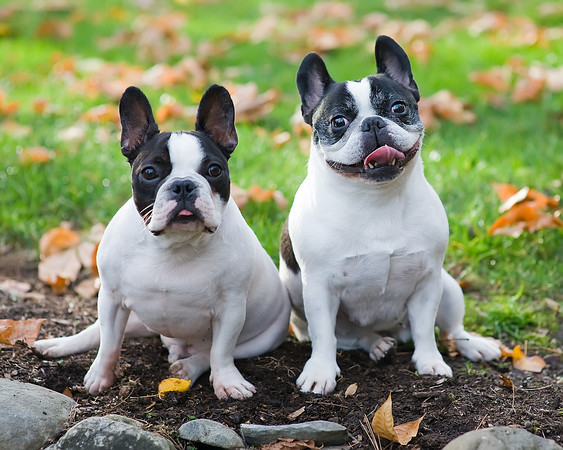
[331,116,349,129]
[391,102,407,115]
[141,167,158,180]
[207,164,222,177]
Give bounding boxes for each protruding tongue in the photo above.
[364,145,405,168]
[178,209,193,216]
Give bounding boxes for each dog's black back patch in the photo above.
[280,219,300,274]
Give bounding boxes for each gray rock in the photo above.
[0,378,76,450]
[48,414,175,450]
[179,418,245,449]
[443,426,562,450]
[240,420,350,446]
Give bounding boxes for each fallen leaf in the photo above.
[231,183,250,210]
[158,378,191,398]
[512,344,546,373]
[38,247,82,294]
[225,82,279,123]
[499,375,515,389]
[0,119,32,138]
[287,406,306,420]
[74,278,99,299]
[19,146,54,165]
[371,392,424,445]
[0,318,46,347]
[39,226,81,259]
[344,382,358,398]
[62,386,73,398]
[262,438,319,449]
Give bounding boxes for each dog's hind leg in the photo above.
[33,311,154,359]
[436,269,500,362]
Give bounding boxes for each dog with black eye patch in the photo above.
[280,35,500,395]
[34,85,291,400]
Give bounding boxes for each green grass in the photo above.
[0,0,561,349]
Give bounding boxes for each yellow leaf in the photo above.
[0,318,46,347]
[371,393,399,442]
[158,378,191,398]
[371,392,424,445]
[512,345,546,373]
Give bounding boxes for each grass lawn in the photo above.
[0,0,561,349]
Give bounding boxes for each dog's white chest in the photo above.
[330,248,427,327]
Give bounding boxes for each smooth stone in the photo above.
[240,420,350,446]
[443,426,562,450]
[179,418,245,449]
[0,378,76,450]
[47,414,175,449]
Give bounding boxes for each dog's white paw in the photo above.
[457,334,501,362]
[369,336,396,362]
[412,351,452,377]
[296,358,340,394]
[84,360,117,395]
[33,337,72,358]
[211,366,256,400]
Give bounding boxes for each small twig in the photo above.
[360,414,381,450]
[475,414,488,430]
[413,391,443,398]
[521,384,553,391]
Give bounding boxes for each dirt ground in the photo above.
[1,251,561,449]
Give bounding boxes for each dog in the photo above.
[279,35,501,394]
[34,85,291,400]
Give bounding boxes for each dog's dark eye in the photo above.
[141,167,158,180]
[207,164,222,177]
[331,116,349,129]
[391,102,408,115]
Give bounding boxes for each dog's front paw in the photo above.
[210,366,256,400]
[457,333,501,362]
[84,360,117,395]
[369,336,396,362]
[296,358,340,394]
[33,337,72,358]
[412,351,452,377]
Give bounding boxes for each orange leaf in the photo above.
[512,344,546,373]
[38,248,82,294]
[248,184,275,203]
[39,226,81,259]
[0,318,46,347]
[19,146,54,165]
[81,104,119,124]
[513,77,544,103]
[394,416,425,446]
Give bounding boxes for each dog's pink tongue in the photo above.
[364,145,405,167]
[178,209,193,216]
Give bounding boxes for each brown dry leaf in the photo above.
[499,375,515,389]
[512,76,544,103]
[287,406,306,421]
[344,382,358,398]
[371,392,424,445]
[38,247,82,294]
[225,82,279,123]
[1,119,32,138]
[512,345,546,373]
[438,330,459,357]
[419,90,475,130]
[35,19,73,39]
[261,438,319,450]
[81,104,119,124]
[74,278,99,299]
[0,318,46,347]
[19,146,54,165]
[469,67,512,92]
[62,386,73,398]
[231,183,250,210]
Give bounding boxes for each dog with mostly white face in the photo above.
[279,36,500,394]
[34,85,290,400]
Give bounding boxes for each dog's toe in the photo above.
[369,336,396,362]
[413,351,452,377]
[296,358,340,394]
[458,336,501,362]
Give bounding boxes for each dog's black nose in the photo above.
[361,116,386,132]
[170,179,197,196]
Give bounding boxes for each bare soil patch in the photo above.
[1,251,561,449]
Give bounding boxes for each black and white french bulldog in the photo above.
[34,85,291,400]
[280,35,500,394]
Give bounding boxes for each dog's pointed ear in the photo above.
[119,86,160,164]
[375,35,420,102]
[297,52,334,125]
[195,84,238,159]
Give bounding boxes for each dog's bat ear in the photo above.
[375,35,420,102]
[119,87,160,164]
[195,84,238,159]
[297,52,334,125]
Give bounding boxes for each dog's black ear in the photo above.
[297,52,334,125]
[119,86,160,164]
[195,84,238,159]
[375,35,420,102]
